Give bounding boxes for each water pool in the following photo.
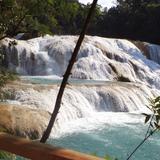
[51,124,160,160]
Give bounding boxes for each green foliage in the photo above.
[0,70,17,157]
[0,151,16,160]
[0,68,18,101]
[53,0,80,33]
[104,154,118,160]
[0,0,59,38]
[127,97,160,160]
[143,97,160,130]
[0,69,17,87]
[1,0,160,44]
[0,0,103,38]
[99,0,160,44]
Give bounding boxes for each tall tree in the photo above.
[98,0,160,44]
[0,0,58,39]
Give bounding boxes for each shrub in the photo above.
[0,151,16,160]
[0,68,18,101]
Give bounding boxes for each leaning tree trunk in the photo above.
[40,0,98,143]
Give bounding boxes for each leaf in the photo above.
[144,114,151,124]
[154,103,160,108]
[47,0,54,5]
[154,96,160,103]
[154,122,160,129]
[0,150,16,159]
[156,115,160,122]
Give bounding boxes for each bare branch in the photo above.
[126,128,157,160]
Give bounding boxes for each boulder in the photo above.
[0,104,50,140]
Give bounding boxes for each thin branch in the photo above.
[11,13,27,35]
[0,12,27,40]
[145,114,154,138]
[0,35,7,41]
[126,128,157,160]
[2,1,39,38]
[40,0,98,143]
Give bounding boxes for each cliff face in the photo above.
[0,104,50,139]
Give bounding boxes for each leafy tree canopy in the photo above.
[100,0,160,44]
[0,0,59,38]
[0,0,160,44]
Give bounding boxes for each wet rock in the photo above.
[0,104,50,140]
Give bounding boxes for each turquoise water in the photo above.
[20,76,134,86]
[50,124,160,160]
[17,76,160,159]
[21,76,110,85]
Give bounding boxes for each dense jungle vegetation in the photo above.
[0,0,160,44]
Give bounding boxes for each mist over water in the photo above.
[2,35,160,159]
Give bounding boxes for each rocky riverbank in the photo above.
[0,103,50,139]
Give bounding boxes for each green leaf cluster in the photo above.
[97,0,160,44]
[1,0,160,45]
[0,0,59,38]
[0,69,17,87]
[0,150,16,160]
[0,0,103,39]
[0,67,18,101]
[143,96,160,130]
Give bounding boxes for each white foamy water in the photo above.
[12,83,156,113]
[1,35,160,88]
[51,112,145,138]
[1,35,160,138]
[8,81,159,138]
[147,43,160,64]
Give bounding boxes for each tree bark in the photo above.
[40,0,98,143]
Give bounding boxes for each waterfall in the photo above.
[1,35,160,89]
[1,35,160,136]
[12,83,155,113]
[133,41,160,65]
[7,82,159,135]
[147,43,160,64]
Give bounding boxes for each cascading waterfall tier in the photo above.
[133,41,160,65]
[9,83,157,113]
[5,82,159,137]
[1,35,160,89]
[1,35,160,137]
[146,43,160,64]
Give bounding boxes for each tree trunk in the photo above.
[40,0,98,143]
